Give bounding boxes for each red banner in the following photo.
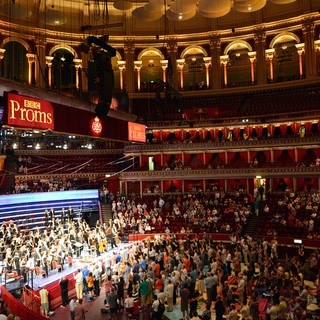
[128,121,146,142]
[5,92,54,130]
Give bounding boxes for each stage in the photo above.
[1,242,132,310]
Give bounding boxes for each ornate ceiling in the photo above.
[0,0,318,40]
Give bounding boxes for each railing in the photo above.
[120,166,320,180]
[124,135,320,153]
[128,232,320,249]
[0,285,47,320]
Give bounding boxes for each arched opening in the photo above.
[3,41,28,83]
[51,48,75,93]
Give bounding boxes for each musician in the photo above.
[12,252,21,275]
[61,208,67,225]
[49,208,55,225]
[34,247,42,267]
[68,207,75,222]
[57,247,65,270]
[44,210,50,227]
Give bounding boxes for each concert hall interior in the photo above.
[0,1,319,320]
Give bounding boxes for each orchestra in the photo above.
[0,207,123,281]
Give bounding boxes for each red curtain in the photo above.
[297,149,307,160]
[174,130,182,141]
[163,154,171,165]
[280,124,287,136]
[153,155,161,167]
[240,151,248,163]
[161,131,170,141]
[184,153,191,165]
[250,151,257,162]
[314,148,320,157]
[227,152,235,163]
[288,149,295,162]
[304,122,312,134]
[273,150,282,161]
[141,155,148,167]
[153,131,161,142]
[197,153,204,164]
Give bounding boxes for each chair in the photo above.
[52,261,62,272]
[67,256,73,267]
[35,266,46,278]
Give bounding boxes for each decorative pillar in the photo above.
[134,61,142,92]
[45,56,54,88]
[166,38,179,88]
[302,21,318,79]
[26,53,35,85]
[124,39,135,93]
[295,43,305,79]
[35,36,47,88]
[209,36,221,89]
[73,59,82,90]
[315,40,320,75]
[0,48,6,77]
[265,49,275,82]
[220,55,229,87]
[176,58,185,90]
[160,60,168,82]
[117,61,126,91]
[81,52,89,94]
[248,51,256,84]
[203,57,212,88]
[254,30,267,85]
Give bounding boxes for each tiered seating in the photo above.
[253,193,320,239]
[22,153,123,175]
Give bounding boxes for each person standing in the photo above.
[93,265,101,297]
[107,287,118,320]
[39,285,49,318]
[74,269,84,301]
[74,299,86,320]
[278,296,287,320]
[180,283,190,320]
[214,296,225,320]
[69,298,76,320]
[204,272,214,306]
[59,275,69,308]
[165,279,174,312]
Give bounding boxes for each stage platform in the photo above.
[0,242,131,310]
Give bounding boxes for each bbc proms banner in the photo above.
[2,92,131,142]
[5,92,55,130]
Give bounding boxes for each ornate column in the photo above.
[0,48,5,77]
[176,58,185,90]
[203,57,212,88]
[124,39,135,93]
[81,52,89,94]
[134,61,142,92]
[35,35,47,88]
[248,51,256,84]
[45,56,54,89]
[166,38,179,88]
[315,40,320,76]
[160,59,168,82]
[73,59,82,90]
[302,21,318,79]
[209,36,221,89]
[254,30,267,85]
[220,55,229,87]
[265,49,275,82]
[117,61,126,91]
[26,53,35,85]
[295,43,305,79]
